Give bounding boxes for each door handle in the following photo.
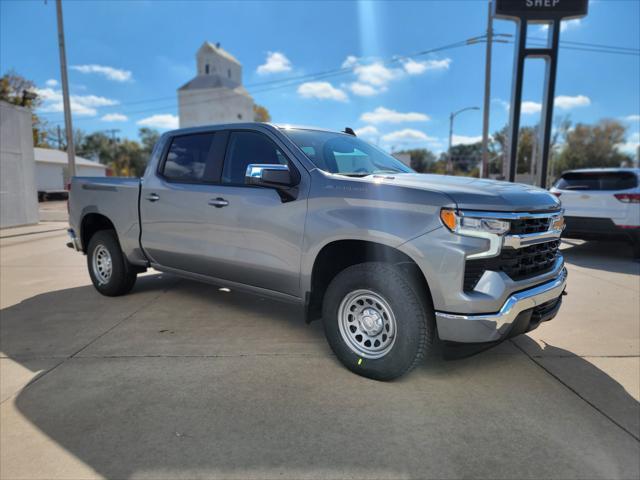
[208,197,229,208]
[146,193,160,202]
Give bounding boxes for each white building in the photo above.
[34,148,107,199]
[178,42,254,128]
[0,101,39,227]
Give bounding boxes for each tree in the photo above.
[253,104,271,122]
[397,148,437,173]
[0,70,49,147]
[554,119,631,173]
[77,131,113,164]
[50,127,87,153]
[139,127,160,157]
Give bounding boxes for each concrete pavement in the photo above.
[1,228,639,479]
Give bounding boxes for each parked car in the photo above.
[67,124,567,380]
[550,168,640,256]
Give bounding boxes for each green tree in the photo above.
[554,119,631,173]
[77,131,113,164]
[398,148,437,173]
[253,104,271,122]
[139,127,160,157]
[0,70,48,146]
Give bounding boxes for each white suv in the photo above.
[550,168,640,256]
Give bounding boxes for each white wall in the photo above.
[0,101,39,228]
[178,88,254,128]
[77,165,106,177]
[35,163,106,192]
[36,163,65,191]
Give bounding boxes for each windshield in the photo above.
[282,129,413,176]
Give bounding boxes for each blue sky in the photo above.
[1,0,638,155]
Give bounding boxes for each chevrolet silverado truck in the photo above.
[68,123,567,380]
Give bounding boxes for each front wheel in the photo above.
[86,230,137,296]
[322,262,435,381]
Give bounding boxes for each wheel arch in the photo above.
[80,212,117,252]
[305,239,432,323]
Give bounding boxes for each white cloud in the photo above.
[360,106,430,124]
[348,82,386,97]
[555,94,591,110]
[623,114,640,122]
[45,79,58,87]
[354,62,399,87]
[539,18,582,33]
[452,134,483,146]
[71,64,133,82]
[101,113,128,122]
[35,87,118,116]
[493,98,510,111]
[382,129,437,143]
[136,114,179,130]
[618,132,640,155]
[354,125,379,140]
[522,101,542,115]
[256,52,292,75]
[402,58,451,75]
[342,55,359,68]
[297,82,347,101]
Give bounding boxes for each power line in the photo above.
[39,36,477,124]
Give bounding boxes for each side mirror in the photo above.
[245,164,295,188]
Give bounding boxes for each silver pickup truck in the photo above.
[68,123,567,380]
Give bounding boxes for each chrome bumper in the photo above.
[435,268,567,343]
[66,228,81,251]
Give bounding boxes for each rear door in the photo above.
[139,130,228,271]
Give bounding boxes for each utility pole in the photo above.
[447,107,480,175]
[56,125,62,150]
[55,0,75,181]
[104,129,120,173]
[481,0,494,178]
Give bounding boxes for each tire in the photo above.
[86,230,137,296]
[321,262,435,381]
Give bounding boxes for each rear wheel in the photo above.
[87,230,137,296]
[322,262,435,381]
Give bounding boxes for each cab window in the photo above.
[222,131,287,185]
[161,133,216,182]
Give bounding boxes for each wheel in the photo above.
[322,262,435,381]
[86,230,137,296]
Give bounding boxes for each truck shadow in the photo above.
[561,239,639,276]
[1,274,639,479]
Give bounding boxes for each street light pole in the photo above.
[447,107,480,175]
[55,0,75,182]
[481,0,494,178]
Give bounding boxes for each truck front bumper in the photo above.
[435,268,567,344]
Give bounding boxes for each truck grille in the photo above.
[463,240,560,292]
[509,217,551,235]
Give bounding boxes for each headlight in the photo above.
[440,208,510,235]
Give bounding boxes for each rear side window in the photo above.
[554,171,638,191]
[162,133,216,182]
[222,131,287,184]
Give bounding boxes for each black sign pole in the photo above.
[537,19,561,188]
[495,0,588,186]
[506,19,528,182]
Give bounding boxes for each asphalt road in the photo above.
[1,224,639,479]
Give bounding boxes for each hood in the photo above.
[371,173,561,212]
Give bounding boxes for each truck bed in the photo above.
[68,177,144,263]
